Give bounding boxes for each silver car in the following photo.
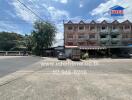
[58,52,66,60]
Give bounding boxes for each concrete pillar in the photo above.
[19,52,21,55]
[5,52,8,56]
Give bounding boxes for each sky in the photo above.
[0,0,132,46]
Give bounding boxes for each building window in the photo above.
[102,26,106,30]
[67,42,73,46]
[111,41,118,45]
[90,26,95,30]
[68,26,73,30]
[125,25,130,30]
[120,26,123,30]
[67,34,73,38]
[122,34,129,38]
[111,35,118,38]
[74,26,77,31]
[89,34,95,39]
[100,35,106,38]
[113,26,117,30]
[101,42,107,45]
[78,42,85,46]
[79,26,84,30]
[89,42,96,46]
[78,34,85,39]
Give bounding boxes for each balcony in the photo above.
[111,38,120,42]
[111,29,120,35]
[90,29,97,33]
[100,29,109,35]
[111,29,119,32]
[100,36,110,46]
[111,32,120,35]
[123,29,131,33]
[84,37,89,41]
[100,29,109,32]
[65,29,75,33]
[100,38,109,42]
[100,42,110,46]
[122,38,131,41]
[111,41,121,46]
[66,38,74,41]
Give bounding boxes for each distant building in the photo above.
[64,20,132,57]
[43,46,64,57]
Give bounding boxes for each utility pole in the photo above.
[63,20,65,53]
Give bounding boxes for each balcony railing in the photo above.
[111,38,120,42]
[100,42,110,46]
[110,42,121,46]
[123,29,131,32]
[66,38,74,41]
[112,29,119,32]
[111,32,120,35]
[90,29,97,33]
[100,29,109,33]
[122,38,132,41]
[100,38,109,42]
[100,31,109,35]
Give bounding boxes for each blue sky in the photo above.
[0,0,132,46]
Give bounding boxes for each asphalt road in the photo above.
[40,58,132,74]
[0,56,42,77]
[0,58,132,100]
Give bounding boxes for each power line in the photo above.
[16,0,45,21]
[27,0,49,21]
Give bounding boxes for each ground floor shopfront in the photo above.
[81,47,132,58]
[65,46,132,58]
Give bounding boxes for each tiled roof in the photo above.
[64,20,132,24]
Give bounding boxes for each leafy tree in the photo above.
[24,35,33,51]
[16,35,33,51]
[0,32,24,51]
[32,21,56,56]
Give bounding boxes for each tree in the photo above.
[24,35,33,51]
[16,34,33,51]
[32,21,56,56]
[0,32,24,51]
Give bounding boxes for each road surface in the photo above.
[0,56,42,77]
[0,57,132,100]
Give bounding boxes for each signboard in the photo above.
[110,5,125,16]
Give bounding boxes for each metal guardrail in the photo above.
[0,51,31,56]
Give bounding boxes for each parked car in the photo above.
[58,52,66,60]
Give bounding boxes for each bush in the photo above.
[82,52,89,60]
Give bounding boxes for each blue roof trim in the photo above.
[128,44,132,47]
[110,5,125,10]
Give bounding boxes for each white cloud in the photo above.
[47,6,69,20]
[52,0,68,4]
[11,0,38,23]
[96,17,113,22]
[8,0,70,46]
[79,0,83,8]
[91,0,132,22]
[79,4,83,8]
[0,22,22,34]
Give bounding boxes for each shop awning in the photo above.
[79,46,107,50]
[65,46,78,48]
